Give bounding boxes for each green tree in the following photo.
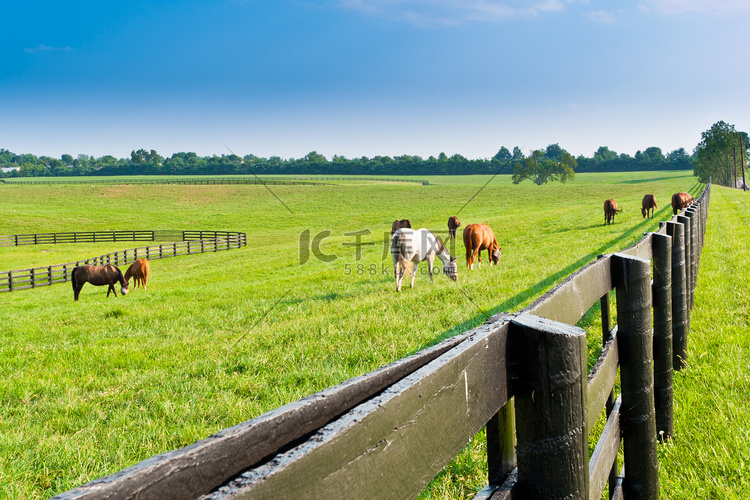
[512,147,576,185]
[694,121,749,185]
[493,146,512,162]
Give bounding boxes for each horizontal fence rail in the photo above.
[0,230,246,293]
[52,186,710,500]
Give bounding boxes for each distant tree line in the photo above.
[0,143,696,179]
[692,121,749,188]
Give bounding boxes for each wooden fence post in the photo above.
[685,207,699,302]
[676,214,692,314]
[510,313,588,499]
[612,254,659,499]
[651,232,673,440]
[486,401,516,486]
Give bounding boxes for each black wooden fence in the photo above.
[0,230,246,293]
[52,186,709,500]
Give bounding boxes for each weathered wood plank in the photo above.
[586,330,619,431]
[52,331,476,500]
[526,257,611,326]
[588,397,621,500]
[202,319,512,500]
[619,232,653,260]
[473,469,518,500]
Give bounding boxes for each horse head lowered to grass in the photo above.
[71,264,129,301]
[390,228,457,292]
[124,258,150,290]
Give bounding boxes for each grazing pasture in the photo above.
[2,172,741,499]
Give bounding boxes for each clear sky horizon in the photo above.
[2,1,749,161]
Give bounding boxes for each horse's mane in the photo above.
[426,229,448,255]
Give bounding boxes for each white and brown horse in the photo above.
[72,264,129,301]
[124,258,150,290]
[391,228,458,292]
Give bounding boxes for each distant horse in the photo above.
[391,228,458,292]
[604,199,621,225]
[462,223,502,270]
[641,194,657,219]
[447,216,461,239]
[391,219,412,235]
[671,192,694,215]
[124,258,150,290]
[72,264,129,301]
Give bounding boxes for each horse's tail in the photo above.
[71,267,78,292]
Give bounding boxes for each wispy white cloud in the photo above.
[638,0,750,15]
[585,10,617,24]
[24,45,73,54]
[336,0,582,26]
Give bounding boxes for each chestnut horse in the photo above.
[447,216,461,239]
[391,219,412,235]
[671,192,694,215]
[462,223,502,270]
[641,194,657,219]
[604,199,621,225]
[71,264,129,301]
[124,258,150,290]
[391,228,458,292]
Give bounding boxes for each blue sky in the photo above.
[2,0,749,160]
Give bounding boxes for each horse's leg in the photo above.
[411,261,419,288]
[394,262,403,292]
[107,283,117,297]
[475,249,481,270]
[427,256,435,282]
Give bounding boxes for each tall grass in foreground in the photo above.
[0,172,718,498]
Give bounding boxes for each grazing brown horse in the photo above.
[391,219,412,235]
[71,264,129,301]
[463,223,502,270]
[124,258,150,290]
[604,199,621,225]
[447,216,461,239]
[671,192,694,215]
[641,194,657,219]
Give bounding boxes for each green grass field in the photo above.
[1,172,745,499]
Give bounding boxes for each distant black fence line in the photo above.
[1,176,430,186]
[53,185,710,500]
[0,230,246,294]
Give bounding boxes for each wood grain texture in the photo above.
[526,257,612,326]
[52,332,474,500]
[613,254,659,500]
[588,397,621,500]
[586,333,619,431]
[509,314,588,500]
[202,319,512,500]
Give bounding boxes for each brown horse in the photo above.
[604,199,621,225]
[671,192,694,215]
[641,194,657,219]
[447,216,461,239]
[391,219,412,235]
[463,223,502,270]
[124,258,150,290]
[72,264,129,301]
